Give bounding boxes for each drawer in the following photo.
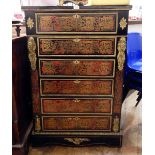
[42,116,111,131]
[39,59,115,78]
[41,98,113,114]
[35,13,117,34]
[40,79,114,97]
[37,37,116,57]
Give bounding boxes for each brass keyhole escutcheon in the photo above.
[73,60,80,65]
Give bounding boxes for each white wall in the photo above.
[128,24,142,33]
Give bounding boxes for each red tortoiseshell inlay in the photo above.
[40,79,113,96]
[38,38,115,56]
[41,98,112,114]
[37,13,116,33]
[43,116,111,131]
[40,59,115,77]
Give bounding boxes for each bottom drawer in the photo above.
[42,116,111,131]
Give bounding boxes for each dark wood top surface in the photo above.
[21,5,132,11]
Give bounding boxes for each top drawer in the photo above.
[25,11,129,35]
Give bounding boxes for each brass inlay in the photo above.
[73,99,80,103]
[40,98,113,115]
[35,13,118,34]
[113,116,119,133]
[27,37,37,71]
[117,37,126,71]
[37,36,117,58]
[39,59,116,78]
[40,79,114,97]
[26,17,34,29]
[42,116,112,132]
[64,138,90,145]
[74,80,80,84]
[35,115,41,132]
[33,131,122,136]
[119,17,127,30]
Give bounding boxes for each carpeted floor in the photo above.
[28,90,142,155]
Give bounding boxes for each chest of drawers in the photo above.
[23,5,131,147]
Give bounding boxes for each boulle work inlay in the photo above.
[38,38,116,56]
[39,59,115,77]
[40,79,114,96]
[36,13,117,34]
[41,98,112,114]
[42,116,111,131]
[23,5,131,146]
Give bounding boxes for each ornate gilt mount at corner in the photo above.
[26,17,34,30]
[28,37,37,71]
[59,0,88,6]
[119,17,127,30]
[117,37,126,71]
[113,116,120,133]
[64,138,90,145]
[35,115,41,132]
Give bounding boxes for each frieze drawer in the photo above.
[35,13,117,34]
[40,79,114,97]
[41,98,113,114]
[37,37,116,57]
[39,59,115,78]
[42,116,111,131]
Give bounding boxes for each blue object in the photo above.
[123,32,142,106]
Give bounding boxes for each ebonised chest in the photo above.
[23,4,131,147]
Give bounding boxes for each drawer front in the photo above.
[41,98,113,114]
[42,116,111,131]
[36,13,117,34]
[37,37,116,57]
[39,59,115,78]
[40,79,114,96]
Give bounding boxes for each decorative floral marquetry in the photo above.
[26,17,34,29]
[119,17,127,30]
[117,37,126,71]
[64,138,90,145]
